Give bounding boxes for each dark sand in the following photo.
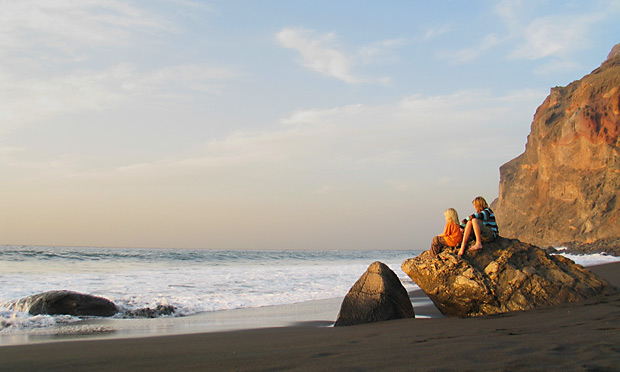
[1,262,619,372]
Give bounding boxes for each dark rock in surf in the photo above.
[11,290,118,317]
[560,238,620,257]
[334,261,414,326]
[125,304,176,318]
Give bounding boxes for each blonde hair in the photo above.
[472,196,489,211]
[444,208,459,224]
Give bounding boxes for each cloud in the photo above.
[0,64,133,131]
[493,0,525,29]
[133,64,238,94]
[448,0,616,65]
[0,63,237,132]
[276,28,360,83]
[0,0,169,57]
[48,88,545,190]
[497,1,615,62]
[451,34,502,63]
[357,38,406,63]
[508,15,595,60]
[421,26,451,41]
[167,0,215,13]
[532,59,582,75]
[0,1,237,134]
[276,27,396,84]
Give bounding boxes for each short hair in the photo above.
[472,196,489,211]
[444,208,460,224]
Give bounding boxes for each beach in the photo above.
[1,262,618,371]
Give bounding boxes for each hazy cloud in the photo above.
[421,26,451,40]
[358,38,406,63]
[451,34,502,63]
[0,1,237,132]
[276,27,395,84]
[0,63,237,132]
[532,59,582,75]
[498,1,616,62]
[449,0,615,65]
[0,65,132,131]
[276,28,360,83]
[0,0,169,57]
[508,15,594,60]
[51,89,545,188]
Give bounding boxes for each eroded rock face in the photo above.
[10,290,118,317]
[401,237,613,317]
[335,261,414,326]
[492,44,620,248]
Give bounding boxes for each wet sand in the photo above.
[1,262,618,371]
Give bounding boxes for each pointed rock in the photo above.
[334,261,414,326]
[607,43,620,60]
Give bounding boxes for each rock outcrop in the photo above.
[335,261,414,326]
[492,43,620,249]
[401,237,613,317]
[560,237,620,256]
[10,290,118,317]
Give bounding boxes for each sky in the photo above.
[1,0,619,250]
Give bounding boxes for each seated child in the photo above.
[430,208,463,257]
[458,196,499,256]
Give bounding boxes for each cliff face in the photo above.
[493,44,620,247]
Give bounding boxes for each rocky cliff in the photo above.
[493,44,620,250]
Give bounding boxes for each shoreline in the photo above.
[0,286,440,347]
[2,252,613,347]
[1,262,618,371]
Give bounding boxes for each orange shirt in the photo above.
[441,221,463,247]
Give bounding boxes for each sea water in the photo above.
[0,246,420,334]
[1,245,618,336]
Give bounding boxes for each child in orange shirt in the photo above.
[430,208,463,257]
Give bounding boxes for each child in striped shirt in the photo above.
[458,196,499,257]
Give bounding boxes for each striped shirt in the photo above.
[462,208,499,237]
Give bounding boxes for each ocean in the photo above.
[1,245,619,341]
[1,246,420,334]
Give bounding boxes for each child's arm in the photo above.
[465,209,490,223]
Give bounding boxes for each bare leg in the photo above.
[458,221,472,256]
[469,218,483,251]
[430,236,441,257]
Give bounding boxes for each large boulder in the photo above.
[492,43,620,250]
[335,261,414,326]
[10,290,118,317]
[401,237,614,317]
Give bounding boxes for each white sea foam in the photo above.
[0,309,80,333]
[555,251,620,267]
[0,246,417,334]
